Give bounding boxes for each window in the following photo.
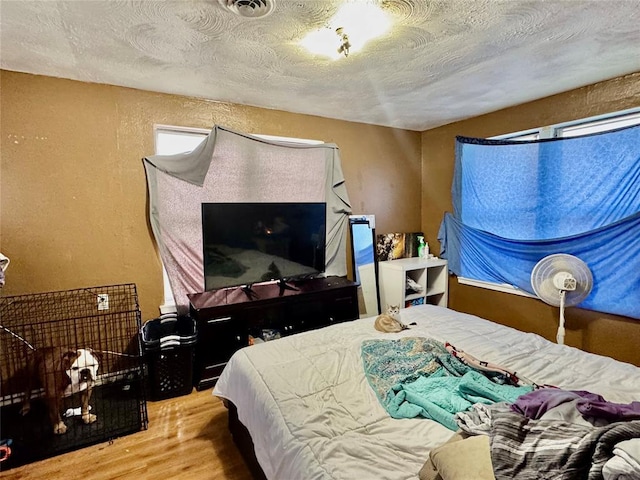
[493,130,540,142]
[155,126,209,155]
[153,125,322,313]
[557,110,640,137]
[458,107,640,296]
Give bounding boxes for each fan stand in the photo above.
[531,253,593,346]
[557,290,566,345]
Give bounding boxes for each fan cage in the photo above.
[531,254,593,307]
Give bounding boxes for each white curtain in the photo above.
[143,125,352,313]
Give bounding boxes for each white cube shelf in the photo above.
[378,257,448,309]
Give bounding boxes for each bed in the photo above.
[213,304,640,480]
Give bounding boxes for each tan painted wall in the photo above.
[2,70,638,366]
[0,70,421,321]
[421,72,640,366]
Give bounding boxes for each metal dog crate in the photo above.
[141,314,197,400]
[0,284,148,471]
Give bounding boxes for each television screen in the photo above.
[202,202,326,291]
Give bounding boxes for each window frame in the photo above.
[154,125,210,313]
[457,107,640,296]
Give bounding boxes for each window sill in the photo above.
[457,277,537,298]
[159,302,178,314]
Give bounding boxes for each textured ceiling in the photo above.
[1,0,639,131]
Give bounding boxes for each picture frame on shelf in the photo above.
[376,232,423,261]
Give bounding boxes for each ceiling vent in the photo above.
[218,0,275,18]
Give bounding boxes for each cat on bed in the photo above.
[374,304,410,333]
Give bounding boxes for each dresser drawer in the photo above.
[199,315,247,362]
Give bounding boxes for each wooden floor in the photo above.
[1,389,253,480]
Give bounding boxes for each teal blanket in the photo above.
[361,337,533,430]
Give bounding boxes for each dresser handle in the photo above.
[207,316,232,324]
[205,362,226,370]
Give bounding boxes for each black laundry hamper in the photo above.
[141,313,197,400]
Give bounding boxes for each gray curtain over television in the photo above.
[143,125,352,314]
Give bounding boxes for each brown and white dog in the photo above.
[20,347,99,434]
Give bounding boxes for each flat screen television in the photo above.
[202,202,327,291]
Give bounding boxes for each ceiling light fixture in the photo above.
[336,27,351,57]
[300,1,390,60]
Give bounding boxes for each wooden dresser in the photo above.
[188,276,359,390]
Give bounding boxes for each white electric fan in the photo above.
[531,253,593,345]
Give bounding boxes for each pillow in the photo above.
[418,456,441,480]
[418,432,467,480]
[429,435,494,480]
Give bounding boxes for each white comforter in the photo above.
[213,305,640,480]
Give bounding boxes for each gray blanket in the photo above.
[490,413,640,480]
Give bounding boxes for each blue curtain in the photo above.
[439,124,640,319]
